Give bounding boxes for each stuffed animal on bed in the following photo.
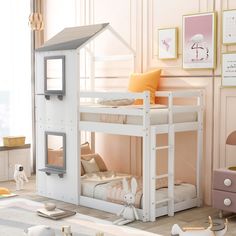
[113,177,139,225]
[171,217,228,236]
[14,164,28,190]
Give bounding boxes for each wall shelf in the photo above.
[39,168,66,178]
[36,93,64,101]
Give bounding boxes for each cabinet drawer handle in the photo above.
[224,178,232,187]
[224,198,231,206]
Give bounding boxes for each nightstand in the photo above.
[213,168,236,217]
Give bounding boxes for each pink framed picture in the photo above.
[182,12,216,69]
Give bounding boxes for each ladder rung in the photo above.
[155,146,169,150]
[156,198,170,204]
[155,174,168,179]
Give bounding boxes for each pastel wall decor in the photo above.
[182,12,217,69]
[222,9,236,45]
[222,53,236,87]
[158,28,178,59]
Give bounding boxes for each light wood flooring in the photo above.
[1,176,236,235]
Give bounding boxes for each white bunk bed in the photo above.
[79,89,203,222]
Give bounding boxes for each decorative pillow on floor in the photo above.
[81,158,100,173]
[128,69,161,105]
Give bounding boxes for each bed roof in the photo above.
[36,23,109,52]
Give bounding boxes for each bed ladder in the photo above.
[150,93,175,222]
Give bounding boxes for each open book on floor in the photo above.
[37,208,76,220]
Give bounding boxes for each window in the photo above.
[0,1,31,144]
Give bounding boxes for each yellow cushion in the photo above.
[128,69,161,104]
[0,187,10,195]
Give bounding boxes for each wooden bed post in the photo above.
[142,91,150,222]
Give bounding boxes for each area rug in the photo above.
[0,198,161,236]
[0,193,17,199]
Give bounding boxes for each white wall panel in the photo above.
[44,0,78,40]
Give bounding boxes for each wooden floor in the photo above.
[1,176,236,235]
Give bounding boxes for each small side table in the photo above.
[213,168,236,217]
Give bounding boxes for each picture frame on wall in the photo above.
[158,28,178,59]
[222,9,236,45]
[222,53,236,87]
[182,12,216,69]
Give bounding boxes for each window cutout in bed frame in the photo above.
[39,131,66,178]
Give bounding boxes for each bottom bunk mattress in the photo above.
[81,171,196,209]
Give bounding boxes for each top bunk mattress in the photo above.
[80,104,198,125]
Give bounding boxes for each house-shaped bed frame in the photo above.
[35,23,203,222]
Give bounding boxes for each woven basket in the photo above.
[3,136,25,147]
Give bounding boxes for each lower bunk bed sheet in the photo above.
[81,171,196,209]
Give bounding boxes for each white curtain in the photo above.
[0,1,31,143]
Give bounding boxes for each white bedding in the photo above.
[80,104,197,125]
[81,172,196,209]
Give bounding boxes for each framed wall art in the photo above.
[158,28,178,59]
[182,12,216,69]
[222,9,236,45]
[222,53,236,87]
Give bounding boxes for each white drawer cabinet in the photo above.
[0,145,31,181]
[0,151,8,181]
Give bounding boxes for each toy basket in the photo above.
[3,136,26,147]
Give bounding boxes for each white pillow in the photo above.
[81,158,99,173]
[97,98,134,106]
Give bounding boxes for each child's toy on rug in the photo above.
[14,164,28,190]
[62,226,72,236]
[24,225,55,236]
[171,216,228,236]
[113,177,139,225]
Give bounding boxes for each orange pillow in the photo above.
[128,69,161,104]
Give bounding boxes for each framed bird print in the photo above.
[158,28,178,59]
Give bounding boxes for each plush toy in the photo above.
[14,164,28,190]
[171,217,228,236]
[24,225,55,236]
[62,226,72,236]
[113,177,139,225]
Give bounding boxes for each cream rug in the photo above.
[0,198,161,236]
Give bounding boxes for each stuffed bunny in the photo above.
[113,177,139,225]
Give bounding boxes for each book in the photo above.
[37,208,76,220]
[37,208,65,217]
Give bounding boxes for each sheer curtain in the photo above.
[0,1,31,144]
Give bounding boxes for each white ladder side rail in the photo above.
[150,127,157,221]
[150,92,175,221]
[167,92,175,217]
[196,91,204,206]
[142,91,151,222]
